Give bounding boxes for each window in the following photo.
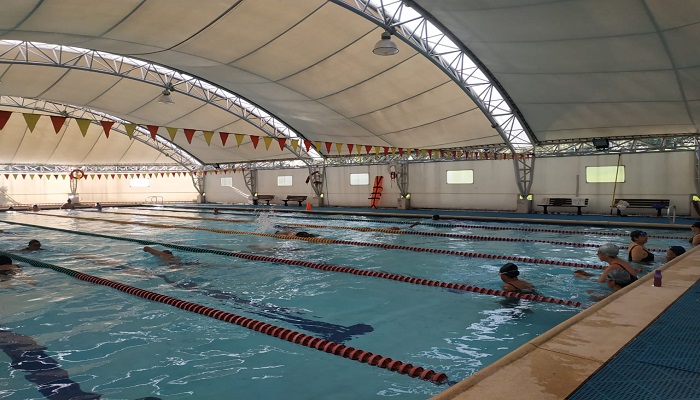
[446,170,474,184]
[220,177,233,187]
[350,173,369,186]
[130,178,150,188]
[586,166,625,183]
[277,176,292,186]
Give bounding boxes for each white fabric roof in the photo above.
[0,0,697,166]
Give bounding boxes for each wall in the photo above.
[0,174,199,205]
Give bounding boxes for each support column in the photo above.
[243,166,257,205]
[395,162,410,209]
[190,169,206,203]
[308,165,325,207]
[513,154,535,213]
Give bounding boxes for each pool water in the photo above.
[0,208,687,400]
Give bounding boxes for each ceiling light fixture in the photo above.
[158,84,175,104]
[373,30,399,56]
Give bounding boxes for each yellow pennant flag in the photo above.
[374,146,380,156]
[355,145,361,155]
[76,118,91,136]
[335,143,343,154]
[291,139,299,152]
[203,131,214,146]
[420,149,427,157]
[234,134,245,147]
[262,136,273,150]
[166,127,178,141]
[29,174,35,180]
[314,141,322,153]
[23,114,41,132]
[391,147,396,155]
[45,174,51,180]
[124,124,137,139]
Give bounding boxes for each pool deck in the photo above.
[158,204,700,399]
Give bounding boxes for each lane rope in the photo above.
[1,219,582,307]
[1,251,449,384]
[142,205,689,240]
[34,212,606,270]
[104,210,667,253]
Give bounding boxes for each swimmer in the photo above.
[387,221,421,231]
[666,245,686,261]
[274,230,318,238]
[498,263,537,294]
[19,239,43,252]
[60,199,75,210]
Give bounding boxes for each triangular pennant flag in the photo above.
[398,148,404,156]
[278,138,286,150]
[203,171,208,176]
[427,149,433,158]
[124,124,137,139]
[383,147,390,156]
[374,146,380,156]
[100,121,114,138]
[111,174,116,179]
[147,125,159,140]
[23,113,41,132]
[97,174,102,179]
[29,174,35,180]
[336,143,343,154]
[21,174,26,179]
[304,140,311,152]
[365,145,373,154]
[203,131,214,146]
[250,135,260,149]
[314,141,322,152]
[262,136,273,150]
[50,116,67,133]
[90,175,96,180]
[346,144,354,153]
[439,150,445,158]
[324,142,332,153]
[45,174,51,180]
[291,139,299,152]
[166,127,178,141]
[219,132,230,146]
[54,174,59,180]
[76,118,91,136]
[356,145,361,155]
[0,111,11,130]
[148,173,153,178]
[12,174,18,179]
[235,133,245,147]
[184,129,195,144]
[3,174,9,179]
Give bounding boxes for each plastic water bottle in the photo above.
[653,270,662,287]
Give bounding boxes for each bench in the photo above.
[613,199,670,217]
[282,195,308,206]
[538,197,589,215]
[253,194,275,205]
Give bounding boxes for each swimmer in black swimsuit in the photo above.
[498,263,537,294]
[628,230,654,263]
[690,222,700,246]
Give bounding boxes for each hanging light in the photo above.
[158,85,175,104]
[373,30,399,56]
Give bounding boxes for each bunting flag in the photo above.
[50,116,67,133]
[347,144,354,154]
[203,131,214,146]
[166,127,178,141]
[220,132,230,146]
[235,133,245,147]
[76,119,91,137]
[365,145,373,154]
[262,136,273,150]
[324,142,332,153]
[291,139,299,152]
[147,125,159,140]
[277,138,286,150]
[23,114,41,132]
[184,129,196,144]
[304,140,311,152]
[124,123,137,139]
[314,141,322,153]
[100,120,114,138]
[0,111,11,130]
[250,135,260,149]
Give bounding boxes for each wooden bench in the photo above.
[538,197,589,215]
[282,195,307,206]
[613,198,670,217]
[253,194,275,205]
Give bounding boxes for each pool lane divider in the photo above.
[2,220,583,307]
[1,251,449,384]
[32,212,606,270]
[142,205,688,240]
[103,210,666,252]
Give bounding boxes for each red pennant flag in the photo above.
[278,138,286,150]
[439,150,445,158]
[383,147,389,156]
[184,129,195,144]
[147,125,159,140]
[3,174,8,179]
[346,144,354,153]
[50,116,67,133]
[21,174,26,179]
[428,150,433,158]
[54,174,59,180]
[365,145,373,154]
[304,140,311,152]
[324,142,332,153]
[0,111,11,130]
[97,175,102,179]
[398,148,404,156]
[219,132,229,146]
[250,136,260,149]
[148,173,153,178]
[111,174,116,179]
[160,173,165,177]
[203,171,208,176]
[100,121,114,138]
[136,174,141,178]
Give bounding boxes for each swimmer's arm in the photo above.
[408,221,421,228]
[693,235,700,246]
[143,246,161,256]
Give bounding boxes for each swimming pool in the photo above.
[0,208,688,399]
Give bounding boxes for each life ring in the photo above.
[306,171,320,185]
[70,169,85,180]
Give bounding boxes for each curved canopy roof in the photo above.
[0,0,698,169]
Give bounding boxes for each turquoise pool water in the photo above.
[0,208,688,400]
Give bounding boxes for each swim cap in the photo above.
[598,243,619,257]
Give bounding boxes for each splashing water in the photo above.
[254,211,280,233]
